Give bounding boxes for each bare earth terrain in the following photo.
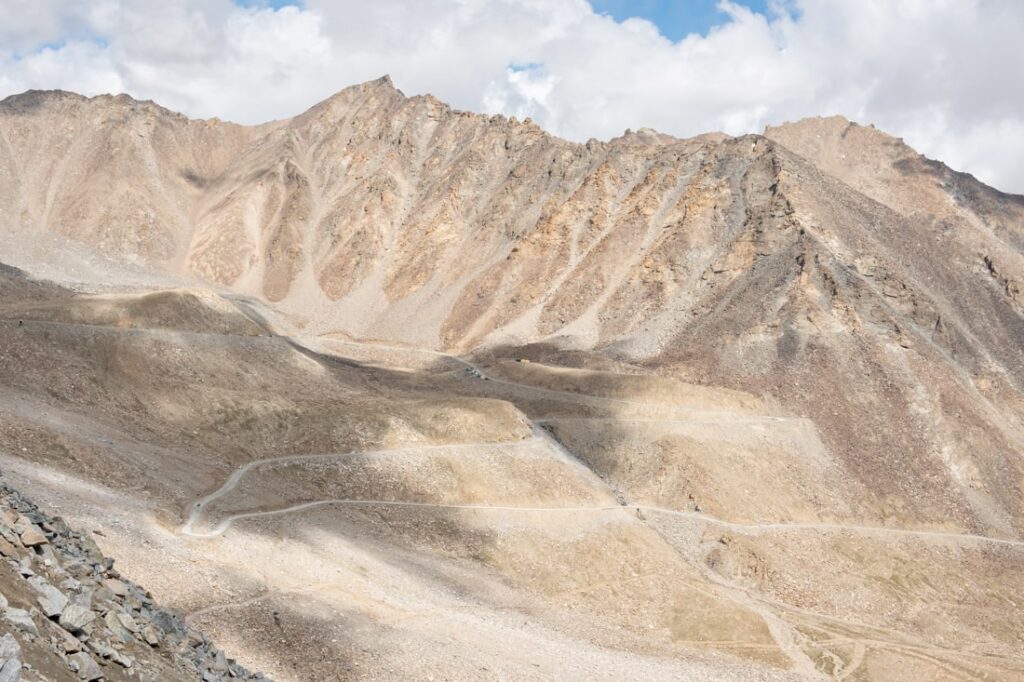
[0,79,1023,680]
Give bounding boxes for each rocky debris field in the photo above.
[0,472,270,681]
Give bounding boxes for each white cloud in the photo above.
[1,0,1022,193]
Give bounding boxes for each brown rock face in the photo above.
[2,79,1024,680]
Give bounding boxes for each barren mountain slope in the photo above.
[0,266,808,679]
[2,264,1022,680]
[0,79,1023,680]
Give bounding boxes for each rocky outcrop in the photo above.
[0,474,270,681]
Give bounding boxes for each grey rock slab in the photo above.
[28,577,68,618]
[59,577,81,592]
[115,611,138,633]
[3,609,37,637]
[0,633,20,659]
[58,604,96,633]
[36,544,61,569]
[68,652,103,681]
[0,658,19,682]
[103,611,132,642]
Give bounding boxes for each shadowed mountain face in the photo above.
[1,79,1024,680]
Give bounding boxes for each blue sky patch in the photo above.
[591,0,774,41]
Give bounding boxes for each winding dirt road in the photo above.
[179,301,1024,551]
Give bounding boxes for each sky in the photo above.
[1,1,1022,194]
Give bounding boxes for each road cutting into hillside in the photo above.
[181,486,1024,548]
[178,303,1024,550]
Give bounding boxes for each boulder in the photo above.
[68,652,102,681]
[142,625,160,647]
[115,611,138,633]
[18,526,46,547]
[3,609,37,637]
[103,611,133,642]
[28,577,68,618]
[0,633,20,659]
[53,626,82,653]
[36,543,61,569]
[0,658,19,682]
[0,538,19,560]
[58,604,96,634]
[101,579,127,597]
[211,650,228,672]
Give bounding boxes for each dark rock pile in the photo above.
[0,477,270,681]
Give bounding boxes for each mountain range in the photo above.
[0,77,1022,680]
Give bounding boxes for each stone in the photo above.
[0,593,7,612]
[53,626,82,653]
[88,640,116,659]
[0,538,19,560]
[17,526,46,547]
[3,608,37,637]
[142,625,160,647]
[0,524,18,545]
[150,608,187,638]
[115,611,138,633]
[35,543,61,569]
[68,652,103,681]
[101,579,127,597]
[92,587,115,604]
[187,628,205,648]
[90,639,133,667]
[58,604,96,634]
[0,658,19,682]
[103,611,132,642]
[211,650,229,672]
[0,633,20,659]
[16,558,33,578]
[28,577,68,618]
[59,577,82,592]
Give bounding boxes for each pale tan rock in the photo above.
[18,526,47,547]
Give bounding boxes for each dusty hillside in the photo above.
[0,79,1023,680]
[2,265,1021,680]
